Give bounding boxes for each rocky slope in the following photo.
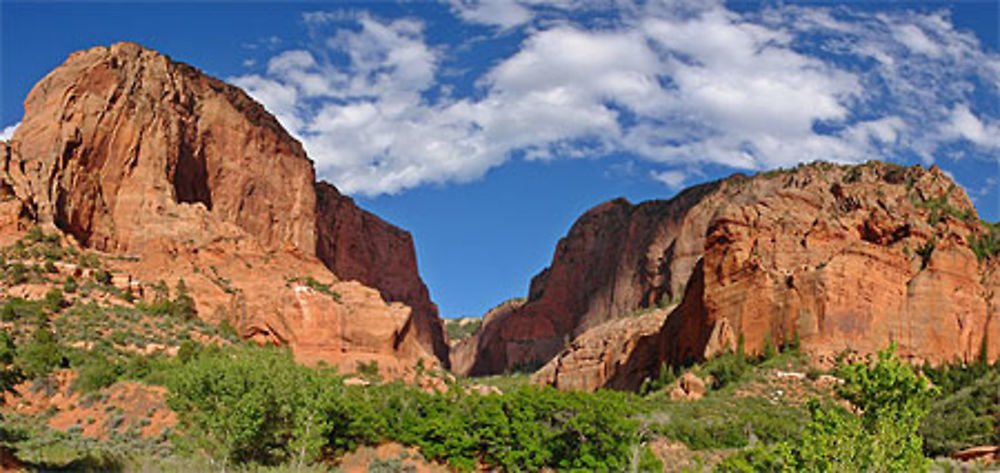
[1,42,448,374]
[465,161,1000,390]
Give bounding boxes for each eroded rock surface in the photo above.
[469,162,999,390]
[2,42,447,374]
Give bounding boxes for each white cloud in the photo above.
[943,104,1000,149]
[651,170,686,189]
[449,0,533,29]
[230,4,1000,195]
[0,122,18,141]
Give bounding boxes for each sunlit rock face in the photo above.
[2,42,449,375]
[467,161,999,391]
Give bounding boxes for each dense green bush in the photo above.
[0,298,43,322]
[72,353,120,393]
[16,322,63,379]
[921,371,1000,456]
[651,396,807,450]
[167,346,643,471]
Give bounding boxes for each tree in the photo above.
[171,279,196,321]
[0,331,23,399]
[717,345,935,472]
[16,322,63,379]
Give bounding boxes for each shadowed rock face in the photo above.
[457,181,723,376]
[315,182,449,366]
[2,42,448,372]
[470,161,1000,391]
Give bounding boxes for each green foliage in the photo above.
[93,269,112,286]
[649,395,807,450]
[171,279,196,321]
[137,279,197,321]
[167,346,318,466]
[62,276,78,294]
[921,370,1000,457]
[704,351,749,390]
[287,276,342,302]
[0,297,44,322]
[444,318,482,343]
[639,362,676,395]
[167,346,643,471]
[916,184,973,226]
[638,445,663,472]
[216,319,239,340]
[4,261,29,285]
[16,322,63,379]
[717,345,935,473]
[72,353,121,393]
[0,331,24,402]
[916,238,936,269]
[968,221,1000,261]
[43,289,65,313]
[762,333,778,361]
[843,166,862,183]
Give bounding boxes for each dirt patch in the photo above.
[5,370,175,441]
[334,443,450,473]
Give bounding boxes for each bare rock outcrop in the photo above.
[532,307,671,391]
[468,161,999,390]
[1,42,448,373]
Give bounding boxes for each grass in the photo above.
[444,318,481,342]
[461,372,532,393]
[636,349,829,451]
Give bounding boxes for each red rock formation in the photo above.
[660,163,999,370]
[469,161,999,391]
[532,306,671,391]
[315,182,448,365]
[1,42,448,373]
[460,182,722,376]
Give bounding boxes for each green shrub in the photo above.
[704,351,748,390]
[44,289,65,313]
[0,298,43,322]
[921,371,1000,456]
[93,269,112,285]
[167,346,643,471]
[639,362,677,395]
[969,221,1000,261]
[717,345,935,472]
[17,322,63,379]
[171,279,195,320]
[63,276,78,294]
[73,355,121,393]
[650,395,807,450]
[0,331,23,400]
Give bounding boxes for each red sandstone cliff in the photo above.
[1,42,448,373]
[466,162,1000,391]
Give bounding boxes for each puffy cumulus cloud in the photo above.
[448,0,533,29]
[0,122,18,141]
[231,3,1000,195]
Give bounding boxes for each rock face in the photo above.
[468,161,1000,390]
[459,182,722,376]
[1,42,448,373]
[315,183,448,365]
[532,307,671,391]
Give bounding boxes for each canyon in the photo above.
[3,42,998,394]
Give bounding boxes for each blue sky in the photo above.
[2,1,999,318]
